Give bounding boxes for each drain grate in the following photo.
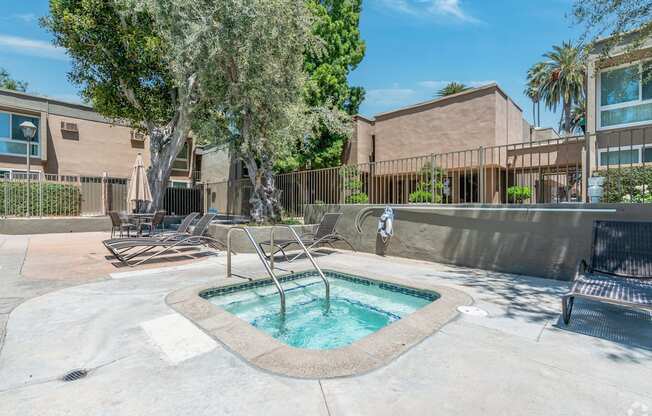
[61,369,88,382]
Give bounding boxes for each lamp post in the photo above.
[20,121,37,217]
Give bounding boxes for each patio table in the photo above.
[125,213,156,236]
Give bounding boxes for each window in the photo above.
[599,62,652,129]
[172,141,189,170]
[170,181,189,189]
[597,145,652,166]
[0,111,40,157]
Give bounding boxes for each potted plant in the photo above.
[507,186,532,204]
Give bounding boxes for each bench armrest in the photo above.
[574,259,589,281]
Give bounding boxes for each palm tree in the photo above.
[436,82,469,97]
[569,98,586,134]
[524,62,547,127]
[536,41,586,135]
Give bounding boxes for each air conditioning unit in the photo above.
[131,131,146,141]
[60,121,79,132]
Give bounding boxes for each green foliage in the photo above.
[339,165,368,204]
[507,186,532,204]
[595,167,652,203]
[0,67,28,92]
[43,0,173,128]
[436,82,469,97]
[0,182,81,216]
[278,0,366,171]
[408,163,445,203]
[527,42,585,135]
[572,0,652,59]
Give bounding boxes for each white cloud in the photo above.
[365,87,417,106]
[0,34,68,61]
[378,0,480,23]
[12,13,38,23]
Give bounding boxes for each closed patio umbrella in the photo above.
[127,153,152,213]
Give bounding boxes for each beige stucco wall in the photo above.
[371,88,498,162]
[200,146,233,183]
[346,117,374,165]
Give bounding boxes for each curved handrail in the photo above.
[227,226,286,315]
[269,225,330,301]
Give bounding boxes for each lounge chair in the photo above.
[108,211,137,238]
[103,213,225,266]
[259,212,355,262]
[103,212,198,246]
[562,220,652,325]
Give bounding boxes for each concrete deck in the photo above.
[0,233,651,415]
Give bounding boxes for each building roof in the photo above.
[357,83,523,121]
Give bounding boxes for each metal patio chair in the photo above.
[138,210,166,236]
[259,212,355,262]
[108,211,137,238]
[562,220,652,325]
[103,212,199,246]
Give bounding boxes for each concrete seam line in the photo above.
[318,380,332,416]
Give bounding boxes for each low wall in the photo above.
[0,216,112,235]
[304,203,652,281]
[208,223,314,253]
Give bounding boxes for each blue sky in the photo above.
[0,0,582,130]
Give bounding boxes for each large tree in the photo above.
[532,42,586,135]
[278,0,365,172]
[44,0,324,221]
[0,68,28,92]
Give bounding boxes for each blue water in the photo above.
[206,272,436,349]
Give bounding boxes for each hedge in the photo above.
[595,167,652,203]
[0,181,82,216]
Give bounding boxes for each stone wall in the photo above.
[304,203,652,280]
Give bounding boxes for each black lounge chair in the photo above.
[103,213,225,266]
[562,220,652,325]
[259,212,355,262]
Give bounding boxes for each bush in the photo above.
[345,192,369,204]
[0,181,81,216]
[507,186,532,204]
[408,183,443,203]
[595,167,652,203]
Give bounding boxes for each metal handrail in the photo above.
[269,225,330,301]
[227,226,286,315]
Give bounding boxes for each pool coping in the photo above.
[165,269,472,379]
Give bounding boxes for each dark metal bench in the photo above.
[562,220,652,325]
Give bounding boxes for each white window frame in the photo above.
[0,110,41,159]
[596,144,652,166]
[597,60,652,131]
[0,168,41,180]
[169,180,191,189]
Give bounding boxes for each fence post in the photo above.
[39,172,43,218]
[203,182,208,214]
[478,146,485,204]
[583,132,591,203]
[101,172,108,215]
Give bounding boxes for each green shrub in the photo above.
[0,181,81,216]
[595,167,652,203]
[408,183,443,203]
[345,193,369,204]
[507,186,532,204]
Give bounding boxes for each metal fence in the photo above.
[1,173,202,218]
[205,135,589,218]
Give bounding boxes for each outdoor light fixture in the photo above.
[20,121,37,217]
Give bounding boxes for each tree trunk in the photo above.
[146,125,188,212]
[563,99,572,136]
[245,154,282,223]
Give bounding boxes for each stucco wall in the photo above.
[200,146,232,183]
[304,203,652,281]
[372,88,498,162]
[0,216,112,234]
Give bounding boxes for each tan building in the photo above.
[344,83,533,165]
[0,88,198,187]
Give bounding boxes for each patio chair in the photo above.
[561,220,652,325]
[259,212,355,262]
[108,211,137,238]
[103,213,225,266]
[103,212,198,246]
[138,210,166,236]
